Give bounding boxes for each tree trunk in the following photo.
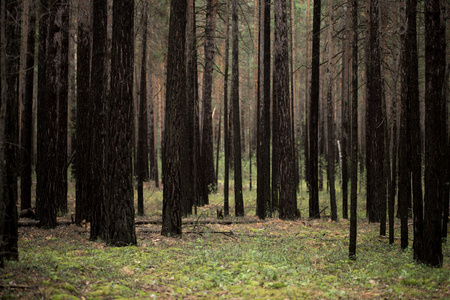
[309,0,321,219]
[274,0,297,220]
[75,0,92,225]
[161,0,187,236]
[256,0,271,219]
[137,10,149,217]
[20,0,35,211]
[366,0,386,224]
[89,0,107,241]
[222,0,231,217]
[36,0,60,229]
[231,0,244,217]
[349,0,358,260]
[326,0,337,221]
[423,0,445,267]
[104,0,136,246]
[201,0,218,197]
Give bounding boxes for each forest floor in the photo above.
[1,181,450,299]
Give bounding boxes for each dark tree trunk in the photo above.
[201,0,218,197]
[274,0,297,220]
[89,0,107,241]
[349,0,358,260]
[148,60,158,186]
[423,0,445,267]
[137,10,149,217]
[56,1,69,216]
[36,0,60,229]
[0,0,7,267]
[341,0,350,220]
[309,0,321,219]
[161,0,187,236]
[256,0,271,220]
[3,0,20,261]
[366,0,386,224]
[104,0,136,246]
[75,0,92,225]
[222,0,231,217]
[183,0,197,217]
[326,0,337,221]
[20,0,35,211]
[231,0,244,217]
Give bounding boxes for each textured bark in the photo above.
[89,0,107,241]
[256,0,271,220]
[231,0,244,217]
[349,0,358,260]
[366,0,386,224]
[309,0,321,219]
[201,0,218,198]
[137,11,149,216]
[0,0,7,266]
[161,0,186,236]
[104,0,136,246]
[326,0,337,221]
[423,0,445,267]
[56,1,69,215]
[222,0,231,217]
[274,0,297,220]
[36,0,59,229]
[3,0,19,261]
[75,0,92,225]
[20,0,35,211]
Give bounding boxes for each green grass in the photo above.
[4,163,449,299]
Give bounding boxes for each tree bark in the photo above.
[231,0,244,217]
[161,0,187,236]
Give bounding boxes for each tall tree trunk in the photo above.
[349,0,358,260]
[75,0,92,225]
[3,0,19,261]
[56,0,69,215]
[423,0,445,267]
[20,0,35,211]
[256,0,271,219]
[275,0,297,220]
[309,0,321,219]
[37,0,60,229]
[89,0,107,241]
[222,0,231,217]
[104,0,136,246]
[231,0,244,217]
[326,0,337,221]
[201,0,218,198]
[366,0,386,224]
[161,0,187,236]
[137,9,149,217]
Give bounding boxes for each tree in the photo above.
[349,0,358,260]
[56,0,69,216]
[36,0,61,229]
[274,0,297,220]
[20,0,35,211]
[103,0,136,246]
[75,0,92,225]
[326,0,337,221]
[2,0,20,261]
[256,0,271,220]
[231,0,244,217]
[309,0,321,219]
[201,0,218,200]
[423,0,445,267]
[366,0,386,227]
[161,0,187,236]
[222,0,231,217]
[137,9,149,217]
[89,0,107,241]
